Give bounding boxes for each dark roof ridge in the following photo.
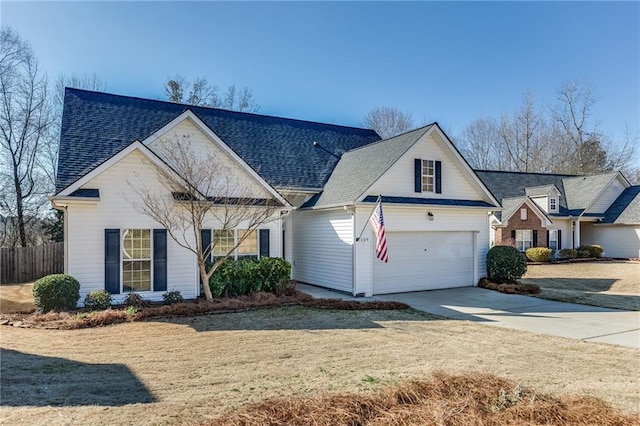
[64,87,379,133]
[344,123,436,154]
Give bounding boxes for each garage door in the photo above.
[373,231,474,294]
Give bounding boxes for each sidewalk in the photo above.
[297,283,640,348]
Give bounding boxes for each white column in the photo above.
[573,220,581,248]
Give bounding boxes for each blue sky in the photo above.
[2,1,639,143]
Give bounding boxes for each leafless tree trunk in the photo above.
[0,27,51,247]
[128,137,282,301]
[164,75,260,112]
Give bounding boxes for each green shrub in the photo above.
[163,290,184,305]
[577,249,591,258]
[255,257,292,295]
[84,290,112,311]
[486,246,527,284]
[525,247,552,262]
[124,292,150,308]
[588,245,604,258]
[33,274,81,313]
[558,249,577,259]
[209,257,292,297]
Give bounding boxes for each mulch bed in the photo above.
[208,371,638,426]
[0,290,410,330]
[478,278,541,295]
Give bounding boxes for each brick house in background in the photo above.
[476,170,640,258]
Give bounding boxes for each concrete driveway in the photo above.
[297,284,640,348]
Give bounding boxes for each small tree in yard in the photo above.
[129,136,284,301]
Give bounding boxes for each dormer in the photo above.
[525,184,561,213]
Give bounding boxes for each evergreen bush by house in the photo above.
[33,274,81,313]
[84,290,112,311]
[525,247,552,262]
[486,246,527,284]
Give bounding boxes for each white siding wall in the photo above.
[71,150,197,303]
[148,119,271,199]
[547,219,573,250]
[69,148,283,304]
[582,225,640,258]
[531,196,548,212]
[354,206,489,296]
[291,209,354,293]
[368,133,491,202]
[585,177,626,214]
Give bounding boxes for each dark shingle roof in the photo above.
[303,126,434,208]
[57,89,381,193]
[360,195,494,208]
[600,186,640,224]
[69,188,99,198]
[562,173,618,211]
[475,170,576,215]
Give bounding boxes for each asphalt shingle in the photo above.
[57,89,381,193]
[601,186,640,224]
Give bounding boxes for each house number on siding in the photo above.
[359,238,369,242]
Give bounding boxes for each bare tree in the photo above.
[458,117,501,170]
[0,27,51,247]
[362,106,414,139]
[164,75,260,112]
[40,73,107,189]
[128,136,282,301]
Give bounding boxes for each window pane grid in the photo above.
[237,230,257,255]
[213,230,235,256]
[515,229,533,252]
[122,229,151,292]
[422,159,434,192]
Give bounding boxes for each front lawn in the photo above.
[521,260,640,310]
[1,306,638,425]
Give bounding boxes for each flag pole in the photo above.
[355,195,382,242]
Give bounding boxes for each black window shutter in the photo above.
[546,230,550,248]
[557,230,562,250]
[153,229,167,292]
[532,230,538,247]
[435,160,442,194]
[511,230,516,240]
[414,159,422,193]
[259,229,270,258]
[105,229,120,294]
[201,229,211,263]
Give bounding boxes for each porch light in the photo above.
[427,212,434,221]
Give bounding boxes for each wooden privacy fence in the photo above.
[0,242,64,284]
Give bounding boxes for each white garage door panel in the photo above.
[373,231,474,294]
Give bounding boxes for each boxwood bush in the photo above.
[486,246,527,284]
[84,290,112,311]
[525,247,552,262]
[209,257,292,297]
[559,248,577,259]
[33,274,80,313]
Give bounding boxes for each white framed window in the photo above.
[520,208,528,220]
[422,159,435,192]
[212,230,235,259]
[212,229,259,260]
[122,229,152,292]
[549,229,558,250]
[237,229,258,259]
[515,229,533,252]
[549,197,557,212]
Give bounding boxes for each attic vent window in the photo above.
[422,160,435,192]
[520,208,528,220]
[550,198,557,212]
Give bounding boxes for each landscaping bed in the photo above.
[0,290,410,330]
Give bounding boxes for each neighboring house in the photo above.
[476,170,640,258]
[50,88,499,301]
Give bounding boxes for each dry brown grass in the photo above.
[0,282,34,313]
[0,290,410,329]
[210,371,639,426]
[522,261,640,310]
[478,278,541,295]
[1,306,638,425]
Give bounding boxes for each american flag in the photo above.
[369,198,388,263]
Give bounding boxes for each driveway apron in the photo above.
[297,284,640,348]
